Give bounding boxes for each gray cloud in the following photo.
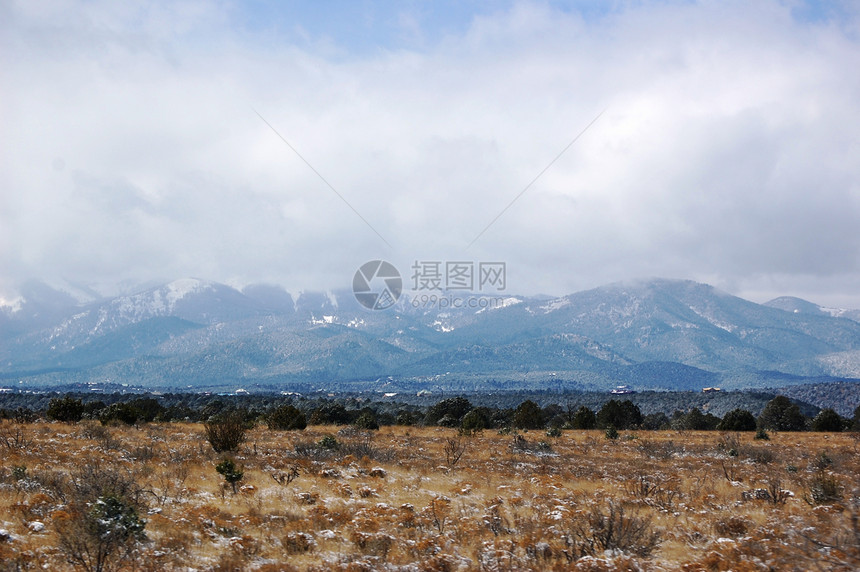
[2,1,860,307]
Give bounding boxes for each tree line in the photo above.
[2,392,858,434]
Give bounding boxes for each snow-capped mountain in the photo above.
[3,278,860,392]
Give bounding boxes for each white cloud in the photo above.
[2,0,860,307]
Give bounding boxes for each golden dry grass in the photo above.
[0,420,858,571]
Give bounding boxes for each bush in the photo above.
[546,426,562,438]
[567,501,660,558]
[99,403,139,426]
[395,410,417,426]
[461,408,491,434]
[642,412,669,430]
[672,408,720,431]
[57,495,146,572]
[605,425,619,440]
[266,404,307,431]
[205,411,247,453]
[810,408,844,432]
[803,472,842,505]
[513,400,545,430]
[318,435,339,450]
[571,406,597,430]
[56,465,147,572]
[717,408,757,431]
[758,396,806,432]
[215,458,244,494]
[308,402,352,425]
[354,411,379,431]
[425,397,473,426]
[46,396,84,424]
[597,400,642,430]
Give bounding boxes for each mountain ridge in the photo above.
[4,277,860,393]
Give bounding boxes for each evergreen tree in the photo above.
[758,396,807,431]
[571,406,597,430]
[597,399,642,430]
[810,408,844,432]
[46,395,84,424]
[717,408,757,431]
[513,400,545,430]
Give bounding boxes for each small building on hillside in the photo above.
[610,385,636,395]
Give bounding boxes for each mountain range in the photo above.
[3,277,860,394]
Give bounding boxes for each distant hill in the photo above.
[775,380,860,417]
[2,278,860,404]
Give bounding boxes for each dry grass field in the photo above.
[1,420,858,571]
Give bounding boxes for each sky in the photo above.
[2,0,860,307]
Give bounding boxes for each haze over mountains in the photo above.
[3,278,860,393]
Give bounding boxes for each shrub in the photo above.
[46,396,84,424]
[55,465,147,572]
[810,408,844,432]
[395,410,417,426]
[571,406,597,430]
[755,427,770,440]
[713,515,750,538]
[460,408,491,435]
[205,411,247,453]
[354,411,379,431]
[99,403,139,426]
[673,408,720,431]
[513,400,545,430]
[444,436,467,467]
[758,396,806,431]
[318,435,340,450]
[128,398,164,422]
[215,458,244,494]
[803,473,842,505]
[717,409,757,431]
[597,399,642,430]
[57,495,146,572]
[546,426,562,438]
[811,450,833,471]
[641,412,669,430]
[308,402,351,425]
[425,397,472,426]
[266,404,307,431]
[605,425,619,440]
[567,500,660,558]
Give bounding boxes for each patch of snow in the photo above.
[27,521,44,533]
[431,319,454,333]
[325,291,338,309]
[43,279,103,304]
[165,278,211,307]
[821,306,849,318]
[687,305,736,332]
[539,298,570,313]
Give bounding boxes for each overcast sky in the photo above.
[2,0,860,307]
